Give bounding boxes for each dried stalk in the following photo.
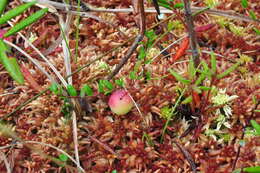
[3,40,56,83]
[89,136,120,158]
[107,0,146,80]
[0,88,49,120]
[0,135,85,171]
[7,22,68,87]
[0,123,85,172]
[24,0,260,23]
[107,34,143,80]
[174,141,197,173]
[0,151,12,173]
[183,0,200,67]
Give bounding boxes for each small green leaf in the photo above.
[169,69,190,85]
[138,46,146,60]
[145,71,152,80]
[0,39,24,84]
[67,85,77,96]
[4,8,48,37]
[145,30,156,40]
[80,84,93,97]
[158,0,172,10]
[210,51,217,74]
[249,10,257,20]
[174,3,184,9]
[0,1,36,25]
[145,30,157,48]
[103,80,114,90]
[250,120,260,136]
[243,166,260,173]
[181,95,192,104]
[58,154,68,162]
[98,80,105,93]
[129,71,137,80]
[241,0,248,8]
[49,83,59,95]
[253,28,260,35]
[0,0,8,15]
[115,78,124,87]
[217,62,240,79]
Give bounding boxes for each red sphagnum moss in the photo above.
[0,0,259,172]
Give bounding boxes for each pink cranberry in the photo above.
[108,89,134,115]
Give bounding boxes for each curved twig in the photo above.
[174,141,197,173]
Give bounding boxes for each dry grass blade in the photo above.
[0,151,12,173]
[0,123,85,172]
[7,21,68,87]
[28,0,260,23]
[3,40,56,83]
[174,141,197,173]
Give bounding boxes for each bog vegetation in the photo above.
[0,0,259,172]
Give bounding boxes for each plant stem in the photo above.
[183,0,200,67]
[174,140,197,173]
[107,34,144,80]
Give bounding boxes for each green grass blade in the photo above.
[49,83,59,95]
[201,60,210,73]
[4,8,48,37]
[0,1,36,25]
[0,0,8,15]
[158,0,172,10]
[249,10,257,20]
[210,51,217,74]
[198,86,212,91]
[217,62,240,79]
[174,3,184,9]
[169,69,191,85]
[241,0,248,8]
[98,80,105,93]
[243,166,260,173]
[161,88,186,142]
[181,95,192,104]
[0,39,24,84]
[253,28,260,35]
[188,59,196,79]
[195,73,206,86]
